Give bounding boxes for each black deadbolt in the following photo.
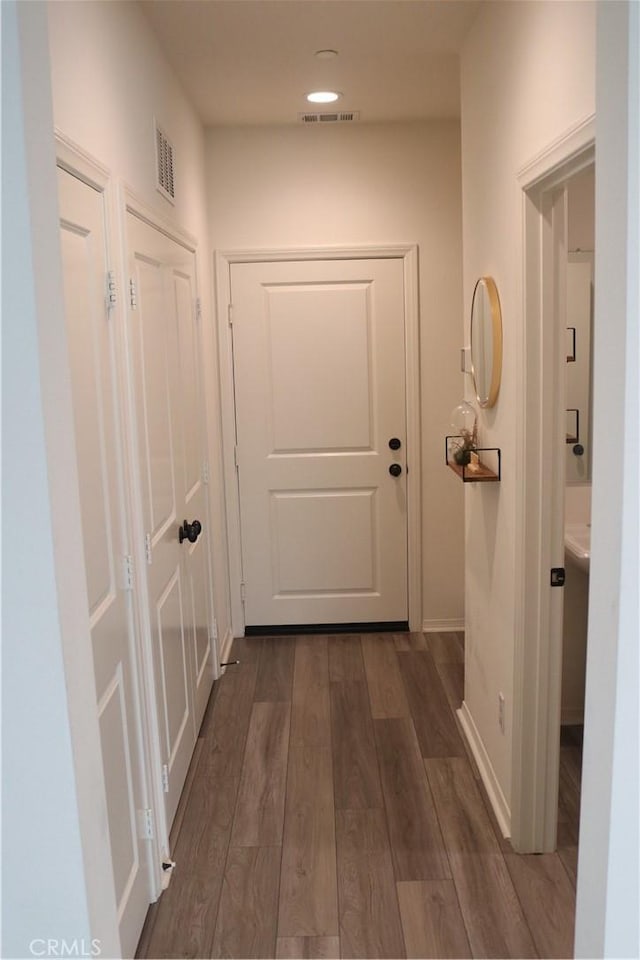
[389,463,402,477]
[389,437,401,451]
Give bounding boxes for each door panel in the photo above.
[127,212,213,824]
[58,168,149,958]
[134,257,176,537]
[231,258,408,626]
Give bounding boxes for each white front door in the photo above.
[127,212,213,827]
[231,257,408,627]
[58,168,149,957]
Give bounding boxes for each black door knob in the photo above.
[179,519,202,544]
[389,437,401,451]
[389,463,402,477]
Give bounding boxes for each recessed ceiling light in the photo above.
[314,49,339,60]
[306,91,341,104]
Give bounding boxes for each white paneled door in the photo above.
[126,212,213,828]
[231,258,408,627]
[57,168,149,958]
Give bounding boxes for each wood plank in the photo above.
[229,634,264,664]
[394,631,428,651]
[373,718,450,881]
[557,740,582,846]
[144,776,238,958]
[291,635,330,747]
[504,852,576,959]
[255,635,296,702]
[362,633,410,717]
[276,937,340,959]
[328,634,365,682]
[426,631,465,664]
[435,662,464,712]
[336,808,405,959]
[169,738,203,850]
[330,680,383,809]
[425,757,537,958]
[198,662,257,779]
[398,652,466,758]
[397,880,472,959]
[278,747,338,938]
[211,846,281,958]
[231,701,291,846]
[557,843,578,888]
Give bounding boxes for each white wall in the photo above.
[47,0,232,652]
[575,2,640,956]
[206,121,465,626]
[460,1,596,806]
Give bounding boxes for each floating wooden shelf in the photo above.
[445,437,501,482]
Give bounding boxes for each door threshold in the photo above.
[245,621,409,637]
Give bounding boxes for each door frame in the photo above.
[215,244,422,643]
[118,184,218,857]
[511,118,595,852]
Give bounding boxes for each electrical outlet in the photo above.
[498,693,505,733]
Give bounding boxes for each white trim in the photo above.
[55,129,110,190]
[517,115,595,189]
[512,127,595,852]
[215,244,422,636]
[422,619,465,633]
[457,702,511,838]
[121,182,198,253]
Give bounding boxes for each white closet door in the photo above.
[126,212,213,827]
[231,257,408,627]
[58,167,149,958]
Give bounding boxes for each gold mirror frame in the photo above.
[470,276,503,409]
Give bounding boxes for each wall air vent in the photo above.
[299,111,360,124]
[155,122,175,204]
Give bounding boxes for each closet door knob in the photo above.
[179,519,202,544]
[389,437,401,450]
[389,463,402,477]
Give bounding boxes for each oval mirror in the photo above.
[470,276,502,408]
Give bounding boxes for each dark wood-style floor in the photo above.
[137,633,580,959]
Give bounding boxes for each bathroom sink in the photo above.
[565,523,590,573]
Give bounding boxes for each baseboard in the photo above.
[422,618,465,633]
[218,628,234,672]
[457,700,511,838]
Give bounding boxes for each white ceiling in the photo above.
[141,0,481,127]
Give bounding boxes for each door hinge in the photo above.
[234,445,239,470]
[145,533,153,565]
[138,807,154,840]
[211,618,218,642]
[550,567,566,587]
[202,460,210,484]
[106,270,117,311]
[227,303,233,327]
[195,297,202,322]
[122,554,134,591]
[129,277,138,310]
[161,763,170,793]
[240,581,247,603]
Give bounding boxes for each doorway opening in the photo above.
[511,121,595,854]
[215,245,422,652]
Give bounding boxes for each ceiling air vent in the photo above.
[155,122,175,204]
[299,111,360,124]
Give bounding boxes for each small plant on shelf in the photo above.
[449,401,478,465]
